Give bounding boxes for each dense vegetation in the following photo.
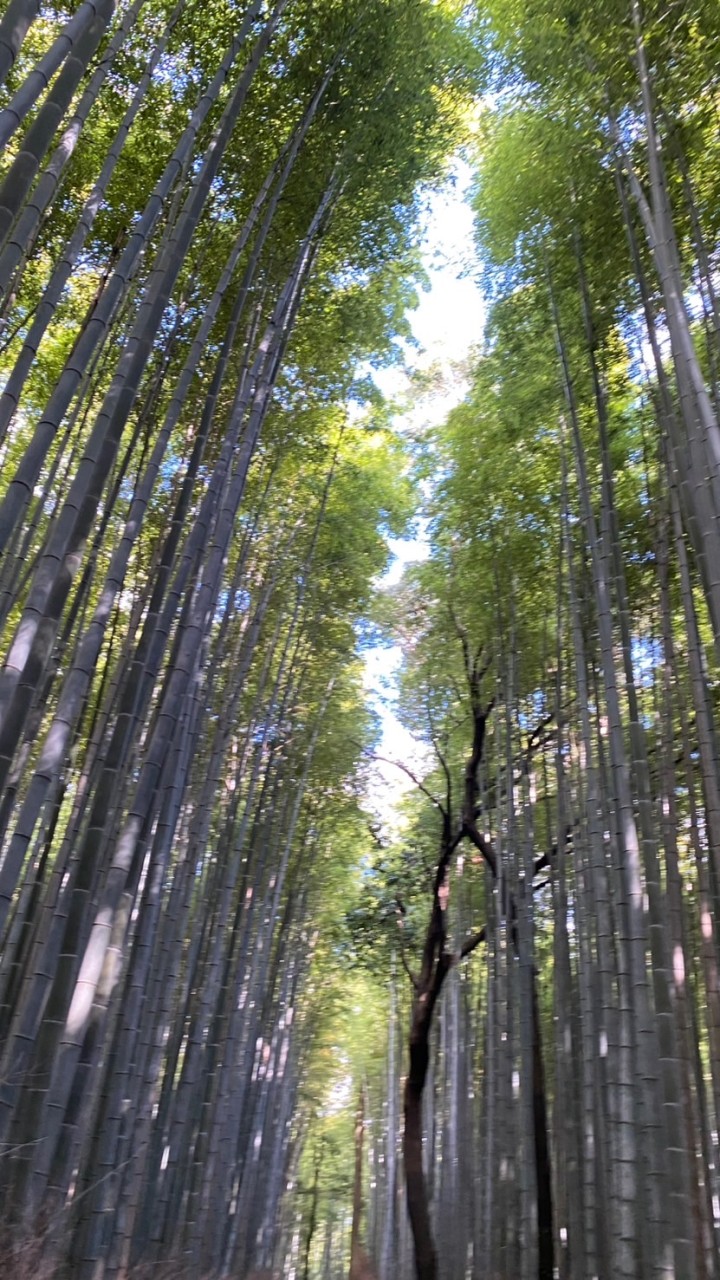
[0,1,719,1278]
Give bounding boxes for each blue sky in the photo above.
[362,159,485,826]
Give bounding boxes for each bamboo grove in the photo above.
[0,0,475,1275]
[2,1,720,1279]
[328,3,720,1280]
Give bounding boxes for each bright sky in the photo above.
[362,159,485,829]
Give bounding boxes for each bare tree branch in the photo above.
[363,750,448,819]
[395,897,421,991]
[455,925,487,962]
[448,599,472,685]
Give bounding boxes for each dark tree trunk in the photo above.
[404,999,442,1280]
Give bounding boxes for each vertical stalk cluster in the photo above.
[324,6,720,1278]
[0,0,470,1273]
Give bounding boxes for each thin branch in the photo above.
[473,639,489,679]
[426,702,453,815]
[449,674,466,706]
[428,720,453,822]
[455,925,487,962]
[525,710,557,755]
[367,820,385,850]
[462,818,497,878]
[448,599,472,683]
[533,821,577,876]
[395,897,421,991]
[364,750,448,818]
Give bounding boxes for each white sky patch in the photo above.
[362,159,485,830]
[410,166,485,360]
[383,532,428,588]
[372,160,486,420]
[362,648,431,829]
